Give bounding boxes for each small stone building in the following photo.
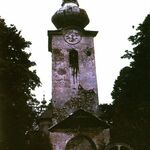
[49,109,109,150]
[40,0,110,149]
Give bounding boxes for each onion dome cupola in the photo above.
[52,0,90,29]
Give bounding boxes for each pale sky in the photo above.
[0,0,150,104]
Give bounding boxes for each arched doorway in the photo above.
[65,135,97,150]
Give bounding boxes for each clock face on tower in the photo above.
[64,29,82,45]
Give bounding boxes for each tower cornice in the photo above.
[47,30,98,52]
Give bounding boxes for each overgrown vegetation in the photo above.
[110,14,150,150]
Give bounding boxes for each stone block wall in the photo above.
[51,34,98,109]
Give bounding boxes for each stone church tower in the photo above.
[40,0,110,149]
[49,0,99,115]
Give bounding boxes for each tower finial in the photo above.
[62,0,79,6]
[41,93,47,105]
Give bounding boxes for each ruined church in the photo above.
[39,0,110,149]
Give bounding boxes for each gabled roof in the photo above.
[49,109,109,131]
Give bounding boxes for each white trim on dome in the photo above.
[61,2,78,10]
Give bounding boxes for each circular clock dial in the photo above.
[64,30,82,45]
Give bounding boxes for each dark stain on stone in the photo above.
[84,47,93,57]
[58,68,67,75]
[53,49,64,61]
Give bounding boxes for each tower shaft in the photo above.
[49,0,99,113]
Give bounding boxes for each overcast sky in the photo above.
[0,0,150,104]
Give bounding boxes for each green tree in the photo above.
[111,14,150,150]
[28,130,52,150]
[0,17,40,150]
[98,104,113,125]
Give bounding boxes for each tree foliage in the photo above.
[27,130,52,150]
[111,14,150,150]
[0,17,40,150]
[98,104,113,125]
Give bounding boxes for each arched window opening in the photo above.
[65,135,97,150]
[69,49,79,82]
